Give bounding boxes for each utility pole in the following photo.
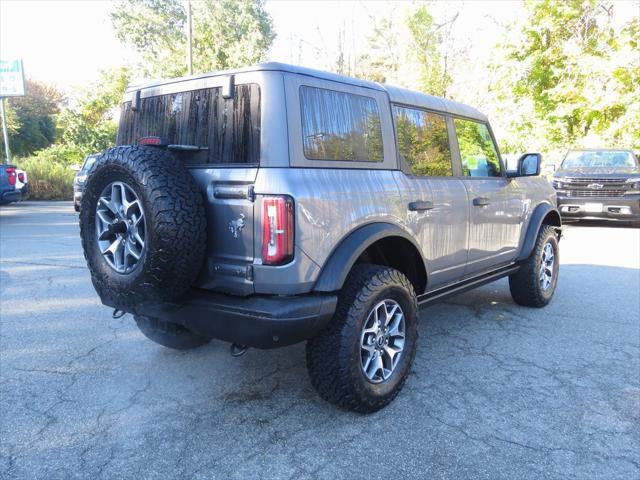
[0,97,10,164]
[186,0,193,75]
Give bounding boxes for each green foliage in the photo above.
[22,144,86,167]
[58,67,130,154]
[193,0,276,73]
[15,150,78,200]
[111,0,187,78]
[406,6,450,98]
[2,80,64,157]
[111,0,275,78]
[355,4,454,98]
[504,0,640,149]
[356,17,402,83]
[11,69,129,200]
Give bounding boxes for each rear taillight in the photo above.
[262,196,294,265]
[18,172,24,182]
[6,167,16,186]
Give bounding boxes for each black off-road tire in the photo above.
[135,315,210,350]
[306,265,419,413]
[509,224,559,307]
[79,146,206,309]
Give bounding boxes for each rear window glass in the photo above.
[300,86,383,162]
[117,84,260,165]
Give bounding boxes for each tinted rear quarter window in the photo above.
[300,86,383,162]
[392,105,453,176]
[117,84,261,165]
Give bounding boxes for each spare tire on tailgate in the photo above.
[79,146,207,309]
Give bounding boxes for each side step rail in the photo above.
[417,264,520,307]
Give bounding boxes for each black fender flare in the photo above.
[516,203,562,262]
[313,222,427,293]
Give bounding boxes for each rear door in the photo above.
[391,105,469,288]
[117,75,263,295]
[452,118,525,275]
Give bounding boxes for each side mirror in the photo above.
[544,163,557,173]
[69,164,81,172]
[507,153,541,177]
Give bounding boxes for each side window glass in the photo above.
[392,105,452,176]
[300,86,383,162]
[454,119,502,177]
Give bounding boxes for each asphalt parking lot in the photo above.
[1,201,638,479]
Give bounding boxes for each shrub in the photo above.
[15,154,76,200]
[27,143,87,166]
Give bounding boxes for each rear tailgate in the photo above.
[190,167,258,295]
[117,74,267,296]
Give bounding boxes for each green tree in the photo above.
[406,5,451,98]
[355,4,457,98]
[2,80,63,158]
[505,0,640,149]
[111,0,275,78]
[57,67,131,155]
[356,16,403,84]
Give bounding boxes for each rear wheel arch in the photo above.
[313,223,427,295]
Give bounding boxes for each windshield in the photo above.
[81,156,97,173]
[562,150,637,169]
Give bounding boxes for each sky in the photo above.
[1,0,638,96]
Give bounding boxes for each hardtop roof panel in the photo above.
[126,62,488,121]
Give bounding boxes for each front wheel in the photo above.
[509,224,559,307]
[306,265,418,413]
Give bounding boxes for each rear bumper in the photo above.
[556,193,640,222]
[1,189,21,203]
[114,289,337,349]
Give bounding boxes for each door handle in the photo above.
[473,197,491,207]
[408,200,434,211]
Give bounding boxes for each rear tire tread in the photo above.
[306,265,418,413]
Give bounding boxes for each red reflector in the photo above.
[6,167,16,185]
[262,196,294,265]
[18,172,24,182]
[138,136,163,146]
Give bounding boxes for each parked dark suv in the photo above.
[73,153,99,212]
[79,63,562,412]
[552,149,640,226]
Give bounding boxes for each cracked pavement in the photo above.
[1,201,639,479]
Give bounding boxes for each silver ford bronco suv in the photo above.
[79,63,561,412]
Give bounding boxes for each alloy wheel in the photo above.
[539,242,555,290]
[95,181,146,274]
[360,299,406,383]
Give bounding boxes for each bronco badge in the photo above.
[228,213,246,238]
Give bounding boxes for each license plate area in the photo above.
[585,203,603,213]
